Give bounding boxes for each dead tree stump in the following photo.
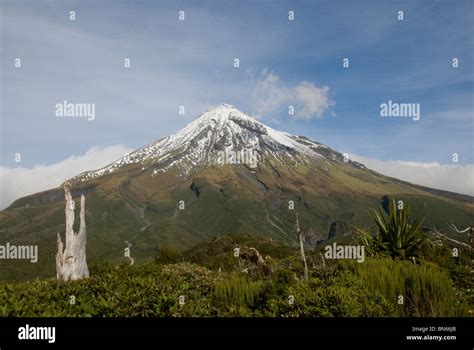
[56,184,89,281]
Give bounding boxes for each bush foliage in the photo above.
[0,252,468,317]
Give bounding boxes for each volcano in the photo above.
[1,104,472,280]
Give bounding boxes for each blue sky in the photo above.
[0,0,473,206]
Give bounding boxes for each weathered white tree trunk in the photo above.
[56,184,89,281]
[296,213,308,280]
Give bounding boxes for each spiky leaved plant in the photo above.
[371,199,431,262]
[355,227,384,258]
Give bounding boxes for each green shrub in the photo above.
[182,234,295,272]
[154,246,182,264]
[264,272,396,317]
[0,262,218,317]
[212,273,265,315]
[342,258,468,316]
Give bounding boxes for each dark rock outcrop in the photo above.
[327,220,350,240]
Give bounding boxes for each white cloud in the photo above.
[349,154,474,196]
[0,145,133,209]
[252,69,334,120]
[252,69,289,116]
[294,81,334,119]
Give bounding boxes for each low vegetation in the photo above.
[0,233,470,317]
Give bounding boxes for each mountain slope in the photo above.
[1,104,472,281]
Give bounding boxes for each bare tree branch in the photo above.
[296,213,308,280]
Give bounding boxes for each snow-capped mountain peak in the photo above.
[70,104,361,183]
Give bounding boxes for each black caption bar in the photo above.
[0,317,472,348]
